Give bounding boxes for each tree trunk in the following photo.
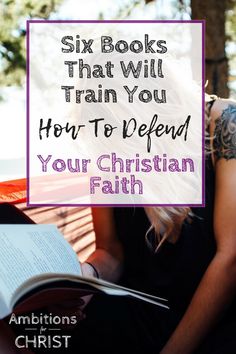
[191,0,229,97]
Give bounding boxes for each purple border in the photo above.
[26,20,205,208]
[202,20,206,208]
[26,20,30,207]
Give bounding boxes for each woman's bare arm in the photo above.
[160,99,236,354]
[83,207,124,282]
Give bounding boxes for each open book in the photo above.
[0,224,168,319]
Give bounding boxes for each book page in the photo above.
[0,224,81,307]
[13,274,169,313]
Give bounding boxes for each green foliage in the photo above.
[1,0,235,88]
[0,0,62,86]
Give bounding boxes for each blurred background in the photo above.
[0,0,236,182]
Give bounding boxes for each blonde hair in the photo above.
[144,207,191,251]
[144,93,216,252]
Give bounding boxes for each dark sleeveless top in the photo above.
[113,154,216,316]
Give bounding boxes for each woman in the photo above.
[1,96,235,354]
[73,95,236,354]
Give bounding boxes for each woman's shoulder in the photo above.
[210,97,236,121]
[208,97,236,162]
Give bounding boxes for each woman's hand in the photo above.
[79,262,97,310]
[46,262,98,327]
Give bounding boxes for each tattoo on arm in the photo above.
[213,104,236,161]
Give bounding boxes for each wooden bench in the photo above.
[0,178,96,262]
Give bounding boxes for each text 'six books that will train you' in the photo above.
[0,224,168,319]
